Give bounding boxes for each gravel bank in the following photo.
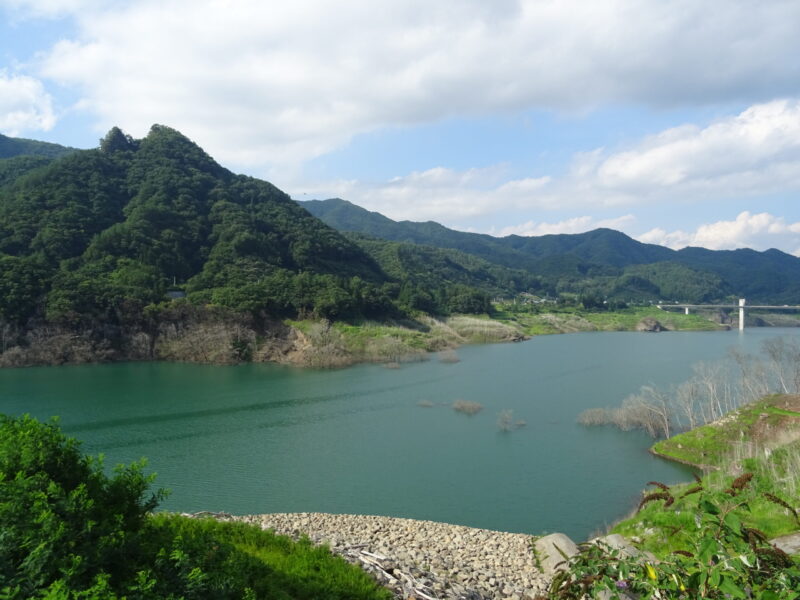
[210,512,548,600]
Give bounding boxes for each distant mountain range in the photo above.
[302,198,800,304]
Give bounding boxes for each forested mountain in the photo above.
[0,126,389,326]
[0,134,78,187]
[0,132,76,160]
[0,126,504,342]
[2,122,798,365]
[303,198,800,303]
[303,198,543,271]
[347,233,541,310]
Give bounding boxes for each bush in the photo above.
[0,414,164,597]
[452,400,483,415]
[549,475,800,599]
[0,414,392,600]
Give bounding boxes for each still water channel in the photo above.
[2,328,798,539]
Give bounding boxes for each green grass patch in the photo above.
[614,395,800,557]
[652,395,800,468]
[499,306,722,336]
[144,515,393,600]
[611,457,800,557]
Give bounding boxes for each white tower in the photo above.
[739,298,746,331]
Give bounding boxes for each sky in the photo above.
[2,0,800,255]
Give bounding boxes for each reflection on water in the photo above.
[1,328,797,539]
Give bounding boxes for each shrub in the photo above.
[0,414,164,597]
[452,399,483,415]
[497,409,513,431]
[438,349,460,363]
[0,414,392,600]
[548,476,800,599]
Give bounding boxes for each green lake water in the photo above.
[2,328,798,540]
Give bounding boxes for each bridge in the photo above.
[656,299,800,331]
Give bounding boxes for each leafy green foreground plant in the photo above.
[546,475,800,599]
[0,414,391,600]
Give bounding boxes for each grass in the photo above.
[610,451,800,557]
[285,305,721,367]
[285,315,522,367]
[452,399,483,415]
[651,394,800,468]
[496,306,724,336]
[610,394,800,558]
[147,514,393,600]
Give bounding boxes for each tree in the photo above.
[0,414,164,596]
[0,254,49,323]
[99,126,137,154]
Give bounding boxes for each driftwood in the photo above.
[345,546,442,600]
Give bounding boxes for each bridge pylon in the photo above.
[739,298,746,331]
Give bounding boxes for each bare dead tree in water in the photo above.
[674,379,700,431]
[730,347,771,405]
[761,337,800,395]
[625,385,672,438]
[579,336,800,439]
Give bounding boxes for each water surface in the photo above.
[2,328,796,539]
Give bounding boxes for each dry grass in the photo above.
[444,316,523,343]
[157,322,257,365]
[297,322,351,368]
[452,399,483,415]
[438,349,460,363]
[534,313,598,334]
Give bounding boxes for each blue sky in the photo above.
[2,0,800,254]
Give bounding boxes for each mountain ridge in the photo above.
[302,198,800,303]
[0,132,77,160]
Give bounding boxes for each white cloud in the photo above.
[638,212,800,254]
[589,100,800,202]
[293,99,800,225]
[19,0,800,168]
[297,166,551,222]
[493,215,636,237]
[0,71,55,135]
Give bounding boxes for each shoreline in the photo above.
[647,446,716,471]
[193,511,547,600]
[0,309,742,370]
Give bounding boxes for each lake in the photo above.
[2,327,797,540]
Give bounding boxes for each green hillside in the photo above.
[303,198,800,304]
[303,198,542,271]
[0,126,401,328]
[0,132,76,160]
[348,233,542,297]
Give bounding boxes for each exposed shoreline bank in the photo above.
[0,307,746,369]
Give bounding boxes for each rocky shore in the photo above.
[197,512,548,600]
